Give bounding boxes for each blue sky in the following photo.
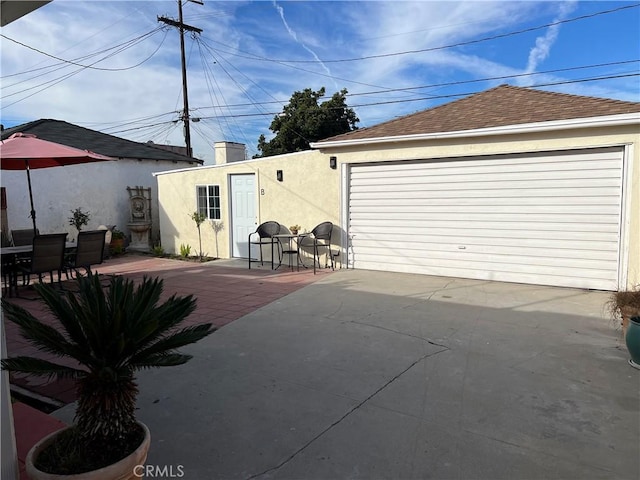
[1,1,639,164]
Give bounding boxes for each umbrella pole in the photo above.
[25,160,37,234]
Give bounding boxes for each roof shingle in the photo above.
[319,85,640,143]
[1,119,202,164]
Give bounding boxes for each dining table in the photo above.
[273,233,310,271]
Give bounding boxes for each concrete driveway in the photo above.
[54,268,640,479]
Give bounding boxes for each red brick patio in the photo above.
[4,253,332,478]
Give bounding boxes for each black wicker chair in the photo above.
[248,221,281,269]
[309,222,334,274]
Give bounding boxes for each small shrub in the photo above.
[68,208,91,232]
[152,244,164,256]
[607,288,640,332]
[189,211,207,260]
[180,244,192,258]
[111,228,125,240]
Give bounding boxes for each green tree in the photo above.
[255,87,359,157]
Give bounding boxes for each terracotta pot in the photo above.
[109,238,126,255]
[26,422,150,480]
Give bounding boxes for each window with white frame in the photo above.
[197,185,221,220]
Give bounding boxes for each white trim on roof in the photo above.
[311,113,640,149]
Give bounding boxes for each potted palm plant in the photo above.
[1,272,216,479]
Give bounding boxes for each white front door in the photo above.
[230,174,256,258]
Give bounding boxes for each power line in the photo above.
[98,111,179,133]
[0,29,170,108]
[0,27,165,72]
[198,38,394,92]
[186,59,639,111]
[194,3,639,95]
[105,120,177,135]
[352,60,640,97]
[347,73,640,110]
[194,36,283,150]
[187,73,640,121]
[204,4,639,65]
[59,60,639,137]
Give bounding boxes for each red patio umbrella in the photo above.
[0,132,114,233]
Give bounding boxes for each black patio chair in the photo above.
[65,229,107,278]
[16,233,68,294]
[10,228,39,246]
[2,250,17,297]
[10,228,40,286]
[306,221,334,274]
[248,221,281,269]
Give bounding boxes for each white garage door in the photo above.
[348,148,624,290]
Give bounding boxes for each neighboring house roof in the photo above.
[1,119,202,165]
[316,85,640,144]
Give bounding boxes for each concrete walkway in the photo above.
[47,268,639,479]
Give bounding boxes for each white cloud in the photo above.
[1,1,637,165]
[525,0,578,74]
[271,1,337,90]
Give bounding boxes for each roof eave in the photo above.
[310,113,640,149]
[113,155,203,164]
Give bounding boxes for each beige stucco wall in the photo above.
[156,122,638,289]
[319,123,639,289]
[156,150,341,262]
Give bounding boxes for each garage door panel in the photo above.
[351,189,620,202]
[351,177,622,191]
[351,219,619,234]
[348,148,623,290]
[351,197,622,208]
[354,168,620,184]
[353,241,618,264]
[379,228,619,241]
[352,233,619,253]
[351,203,621,215]
[356,153,621,176]
[350,212,618,224]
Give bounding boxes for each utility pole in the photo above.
[158,1,202,157]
